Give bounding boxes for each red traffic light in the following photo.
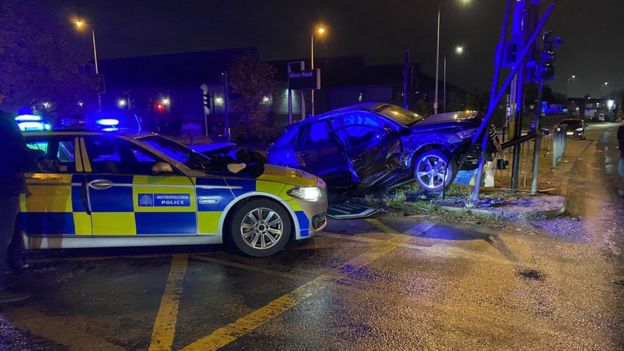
[155,103,165,112]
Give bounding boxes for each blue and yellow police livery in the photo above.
[19,131,328,257]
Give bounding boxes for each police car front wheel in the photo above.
[230,199,292,257]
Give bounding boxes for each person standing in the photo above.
[0,87,31,303]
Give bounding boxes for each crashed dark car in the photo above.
[267,102,490,193]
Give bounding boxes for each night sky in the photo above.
[48,0,623,98]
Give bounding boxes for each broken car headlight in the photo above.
[288,186,322,202]
[456,128,477,140]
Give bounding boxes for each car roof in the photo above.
[22,130,158,140]
[287,102,388,128]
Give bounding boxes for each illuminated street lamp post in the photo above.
[73,18,102,111]
[434,0,470,114]
[310,24,327,116]
[565,74,576,97]
[443,45,464,112]
[601,81,609,98]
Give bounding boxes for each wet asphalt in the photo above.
[1,124,623,351]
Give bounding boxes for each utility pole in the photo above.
[510,0,529,191]
[403,51,409,109]
[223,72,230,143]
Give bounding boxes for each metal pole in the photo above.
[287,64,293,124]
[92,29,102,112]
[434,7,441,114]
[470,3,553,205]
[403,50,409,109]
[469,0,511,206]
[531,79,544,194]
[311,33,315,116]
[200,84,209,136]
[510,0,528,191]
[443,56,447,112]
[223,72,230,143]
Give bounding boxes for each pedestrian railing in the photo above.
[551,126,567,167]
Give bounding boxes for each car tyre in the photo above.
[229,199,292,257]
[413,149,457,193]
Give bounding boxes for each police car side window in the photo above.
[25,138,76,173]
[85,137,160,175]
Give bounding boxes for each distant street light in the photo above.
[310,24,327,117]
[434,0,471,114]
[72,17,102,111]
[455,45,464,55]
[565,74,576,97]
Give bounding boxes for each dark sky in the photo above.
[50,0,623,97]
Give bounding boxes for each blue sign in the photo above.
[138,194,191,207]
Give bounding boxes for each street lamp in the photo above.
[310,24,327,117]
[565,74,576,97]
[443,45,464,112]
[434,0,471,114]
[72,17,101,111]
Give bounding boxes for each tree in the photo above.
[227,53,277,144]
[0,0,96,118]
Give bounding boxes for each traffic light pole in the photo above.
[531,78,545,194]
[470,3,554,205]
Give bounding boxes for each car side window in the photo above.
[24,137,76,173]
[300,121,333,144]
[84,137,162,175]
[331,113,386,151]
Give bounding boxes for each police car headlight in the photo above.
[288,186,322,202]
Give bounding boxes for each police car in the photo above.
[18,130,328,257]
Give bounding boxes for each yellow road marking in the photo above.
[181,219,411,351]
[149,254,189,351]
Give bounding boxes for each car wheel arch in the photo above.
[220,193,299,242]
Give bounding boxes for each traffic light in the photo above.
[154,95,171,113]
[540,30,561,80]
[202,92,210,109]
[155,102,166,113]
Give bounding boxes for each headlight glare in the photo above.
[288,186,322,202]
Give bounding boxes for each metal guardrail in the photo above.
[551,126,567,167]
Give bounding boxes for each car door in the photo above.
[330,112,402,186]
[293,119,355,188]
[81,135,198,236]
[21,135,91,239]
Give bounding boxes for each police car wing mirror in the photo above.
[152,162,174,174]
[227,163,247,173]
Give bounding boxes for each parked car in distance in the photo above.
[268,103,494,194]
[560,119,585,139]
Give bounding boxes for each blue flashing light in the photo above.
[96,118,120,127]
[18,121,45,131]
[102,127,119,132]
[15,114,42,122]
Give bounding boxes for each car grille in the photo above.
[312,214,327,230]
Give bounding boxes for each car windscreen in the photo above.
[373,104,424,126]
[138,135,210,170]
[561,120,581,126]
